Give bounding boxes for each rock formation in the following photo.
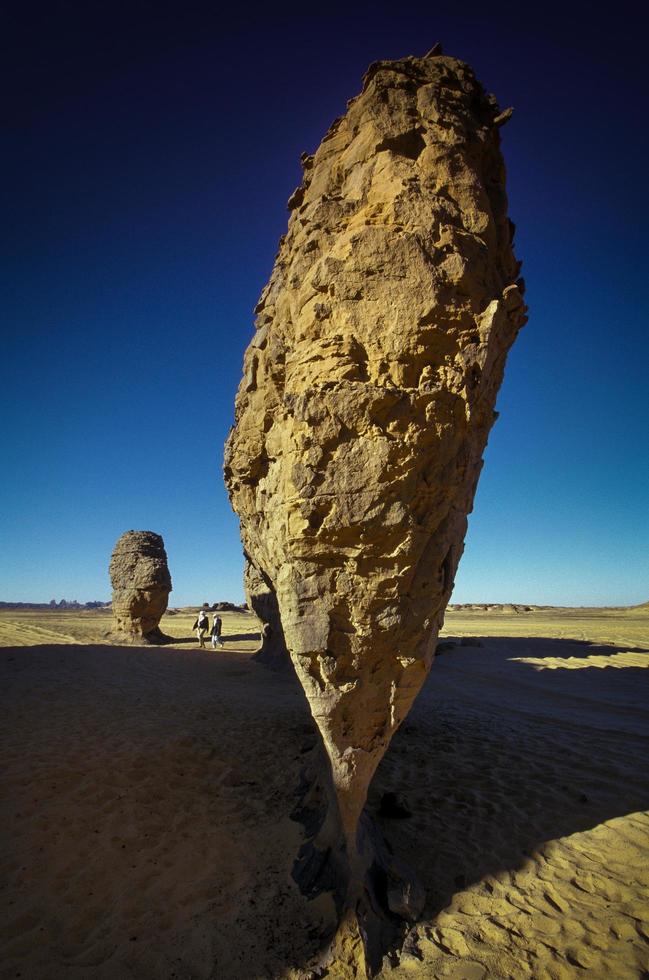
[109,531,172,642]
[244,557,289,668]
[224,46,526,970]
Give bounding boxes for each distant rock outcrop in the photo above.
[0,600,108,610]
[209,600,248,612]
[225,46,526,969]
[109,531,172,643]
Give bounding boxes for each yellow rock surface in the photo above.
[225,48,526,900]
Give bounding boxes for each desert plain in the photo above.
[1,603,648,978]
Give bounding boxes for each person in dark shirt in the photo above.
[193,609,208,648]
[211,613,224,649]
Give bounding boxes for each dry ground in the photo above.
[1,605,648,979]
[0,607,259,653]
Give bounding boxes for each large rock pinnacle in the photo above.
[225,48,526,963]
[109,531,172,642]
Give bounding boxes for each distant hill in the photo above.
[0,600,111,610]
[169,602,249,613]
[449,603,540,613]
[448,601,649,613]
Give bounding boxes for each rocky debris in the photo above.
[225,46,526,970]
[378,791,412,819]
[436,636,484,654]
[109,531,172,643]
[434,640,457,655]
[385,858,426,920]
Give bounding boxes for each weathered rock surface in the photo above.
[225,46,526,967]
[244,557,289,668]
[109,531,172,642]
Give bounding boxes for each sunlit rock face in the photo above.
[225,46,526,924]
[109,531,172,642]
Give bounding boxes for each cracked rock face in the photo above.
[109,531,172,641]
[225,49,526,922]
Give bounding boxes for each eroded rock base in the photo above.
[291,756,423,977]
[104,626,172,646]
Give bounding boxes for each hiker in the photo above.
[193,609,209,648]
[211,613,224,649]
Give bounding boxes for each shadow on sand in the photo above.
[2,635,648,976]
[159,631,261,646]
[368,635,649,928]
[218,632,260,643]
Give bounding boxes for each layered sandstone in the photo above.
[225,46,526,959]
[109,531,172,642]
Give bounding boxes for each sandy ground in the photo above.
[1,606,648,978]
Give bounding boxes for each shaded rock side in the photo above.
[224,48,526,915]
[109,531,172,642]
[244,557,290,669]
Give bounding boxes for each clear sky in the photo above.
[2,1,647,607]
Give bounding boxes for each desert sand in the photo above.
[1,605,648,978]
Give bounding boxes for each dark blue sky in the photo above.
[2,1,647,605]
